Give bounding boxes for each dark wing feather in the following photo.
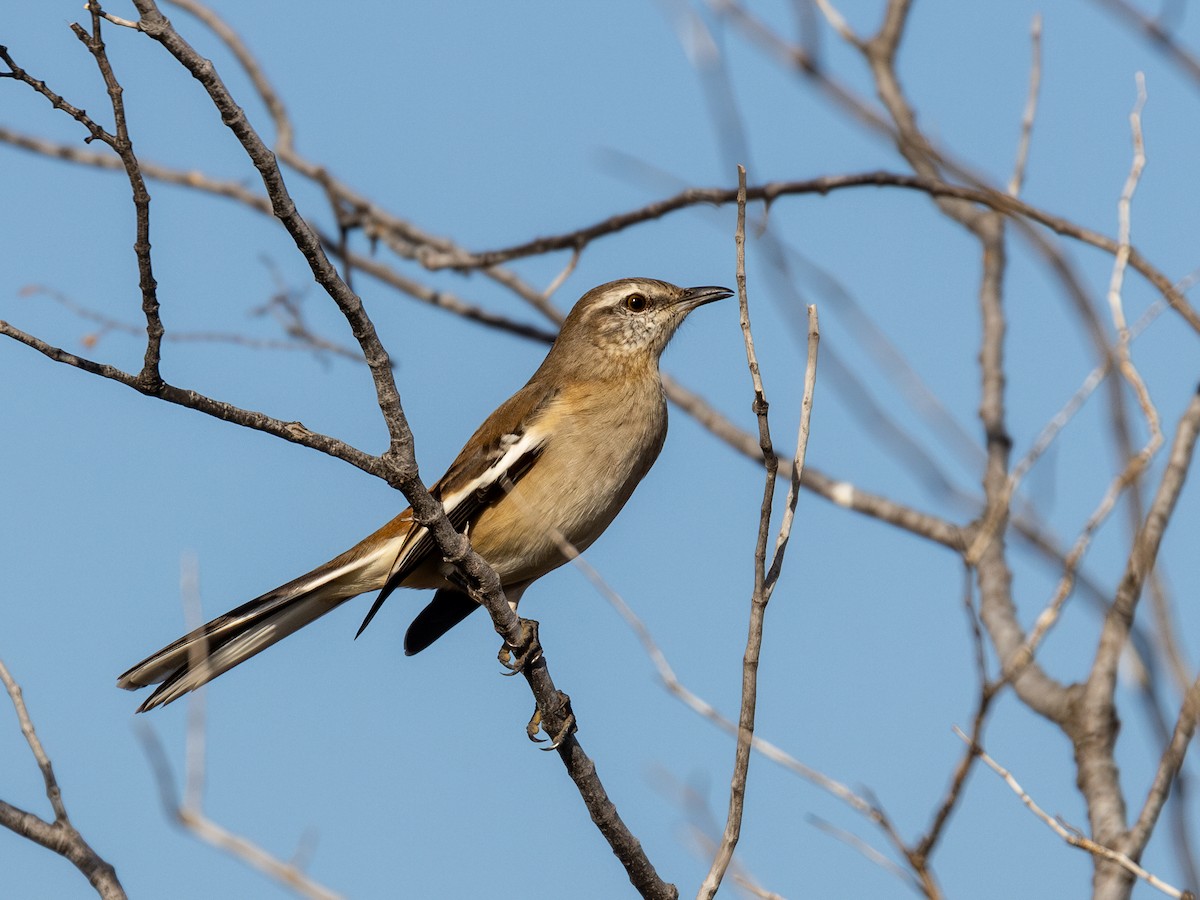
[402,589,481,656]
[353,385,558,638]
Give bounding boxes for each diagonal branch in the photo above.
[4,8,679,895]
[700,167,821,900]
[0,658,127,900]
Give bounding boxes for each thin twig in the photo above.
[1090,0,1200,87]
[137,723,343,900]
[21,284,371,364]
[1006,76,1164,703]
[4,8,675,892]
[807,817,922,892]
[410,171,1200,334]
[699,167,776,899]
[0,659,127,899]
[657,772,787,900]
[74,3,165,386]
[700,167,820,899]
[1082,387,1200,850]
[126,555,345,900]
[1007,14,1043,197]
[971,301,1168,678]
[1130,673,1200,854]
[958,728,1194,899]
[572,539,938,893]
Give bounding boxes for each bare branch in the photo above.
[1130,673,1200,856]
[411,172,1200,334]
[701,168,820,899]
[1007,14,1043,197]
[1090,0,1200,87]
[0,659,126,899]
[129,0,409,451]
[137,723,342,900]
[21,283,370,364]
[1078,387,1200,831]
[73,2,165,385]
[4,12,674,891]
[807,818,922,894]
[961,728,1194,900]
[577,526,939,894]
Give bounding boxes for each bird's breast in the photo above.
[467,377,668,585]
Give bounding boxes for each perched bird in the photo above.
[119,278,731,712]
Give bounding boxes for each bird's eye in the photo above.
[624,293,649,313]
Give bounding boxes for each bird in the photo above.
[118,277,732,712]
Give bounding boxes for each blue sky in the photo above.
[2,1,1199,898]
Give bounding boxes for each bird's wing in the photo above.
[353,384,559,637]
[402,588,481,656]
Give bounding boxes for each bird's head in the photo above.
[553,278,732,369]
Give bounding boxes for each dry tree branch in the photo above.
[700,167,820,900]
[820,9,1200,889]
[69,3,165,384]
[821,0,1075,731]
[412,172,1200,335]
[1130,673,1200,856]
[0,319,396,474]
[0,119,975,565]
[0,116,1181,600]
[911,665,995,869]
[159,0,565,324]
[0,31,165,389]
[908,570,994,869]
[985,302,1168,683]
[21,283,370,364]
[123,0,411,451]
[1090,0,1200,87]
[652,772,787,900]
[137,725,342,900]
[2,7,677,895]
[0,124,561,345]
[807,817,922,893]
[958,728,1195,900]
[560,496,940,894]
[1007,13,1043,197]
[132,556,344,900]
[1077,388,1200,855]
[700,166,775,899]
[0,659,126,900]
[723,0,1177,729]
[1037,82,1189,886]
[1106,73,1162,468]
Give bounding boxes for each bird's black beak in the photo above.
[680,285,734,309]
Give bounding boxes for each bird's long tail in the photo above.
[118,534,399,712]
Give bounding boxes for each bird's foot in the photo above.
[498,617,542,675]
[526,691,576,751]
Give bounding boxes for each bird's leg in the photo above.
[495,619,575,747]
[526,690,576,751]
[498,616,542,674]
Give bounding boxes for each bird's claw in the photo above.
[526,692,576,750]
[498,618,542,675]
